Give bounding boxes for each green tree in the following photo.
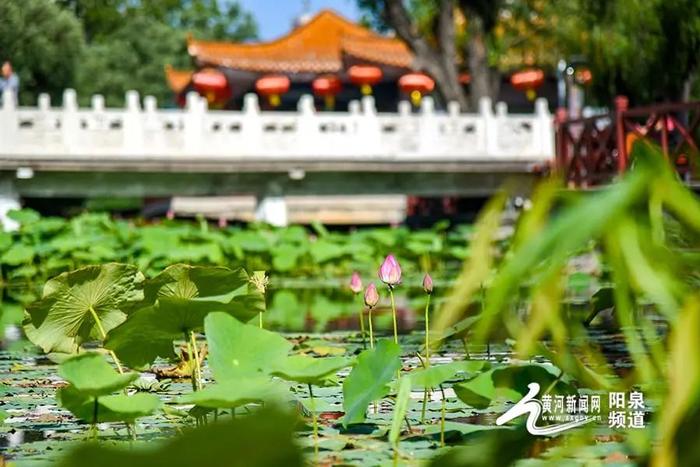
[0,0,84,104]
[66,0,258,106]
[552,0,700,104]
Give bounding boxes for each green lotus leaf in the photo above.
[54,406,302,467]
[1,244,35,265]
[58,352,138,397]
[408,360,488,389]
[57,386,161,423]
[205,312,293,383]
[23,263,145,354]
[270,355,354,385]
[342,339,401,426]
[104,265,265,368]
[453,363,572,410]
[388,375,411,448]
[178,377,286,409]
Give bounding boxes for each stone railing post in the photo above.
[296,94,317,156]
[143,95,160,151]
[534,98,553,158]
[242,93,262,155]
[0,89,18,153]
[61,89,79,152]
[35,93,52,134]
[90,94,105,131]
[478,97,495,154]
[184,91,204,153]
[123,90,143,154]
[359,95,380,156]
[419,96,439,153]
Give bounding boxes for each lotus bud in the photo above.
[364,283,379,308]
[423,273,433,294]
[378,254,401,286]
[350,272,363,294]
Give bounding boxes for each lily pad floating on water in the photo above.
[56,352,161,424]
[270,355,354,385]
[178,377,287,409]
[453,363,575,410]
[53,406,303,467]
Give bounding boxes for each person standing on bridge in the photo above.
[0,61,20,104]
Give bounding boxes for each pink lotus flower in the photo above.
[378,254,402,286]
[349,272,362,294]
[364,283,379,308]
[423,273,433,294]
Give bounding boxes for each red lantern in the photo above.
[192,68,231,106]
[312,75,342,110]
[575,68,592,86]
[510,68,545,101]
[459,72,471,85]
[255,74,290,107]
[398,73,435,106]
[348,65,383,95]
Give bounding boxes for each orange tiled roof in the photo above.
[164,65,193,93]
[187,10,414,74]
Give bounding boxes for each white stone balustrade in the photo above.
[0,89,554,161]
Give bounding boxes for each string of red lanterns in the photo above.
[312,74,342,110]
[191,68,231,106]
[510,68,545,101]
[348,65,383,95]
[255,74,290,107]
[398,73,435,106]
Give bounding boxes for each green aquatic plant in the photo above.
[270,355,354,459]
[349,272,366,348]
[378,254,402,345]
[204,311,292,382]
[53,405,303,467]
[432,141,700,464]
[342,339,401,426]
[104,265,264,390]
[363,282,379,349]
[56,352,161,437]
[23,263,145,370]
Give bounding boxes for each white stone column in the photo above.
[0,178,20,231]
[359,95,380,156]
[535,98,554,158]
[296,94,317,156]
[419,96,439,154]
[123,90,144,155]
[184,91,204,153]
[242,93,262,155]
[0,89,18,153]
[143,95,160,152]
[479,97,496,155]
[61,89,79,153]
[255,183,288,227]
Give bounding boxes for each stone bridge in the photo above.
[0,89,554,226]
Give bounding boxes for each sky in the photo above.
[237,0,363,41]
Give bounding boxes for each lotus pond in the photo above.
[1,144,699,466]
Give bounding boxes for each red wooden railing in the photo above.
[555,97,700,187]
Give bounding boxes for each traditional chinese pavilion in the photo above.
[166,10,424,111]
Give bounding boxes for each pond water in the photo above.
[0,278,661,466]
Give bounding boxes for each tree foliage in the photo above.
[0,0,84,104]
[1,0,257,106]
[359,0,700,106]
